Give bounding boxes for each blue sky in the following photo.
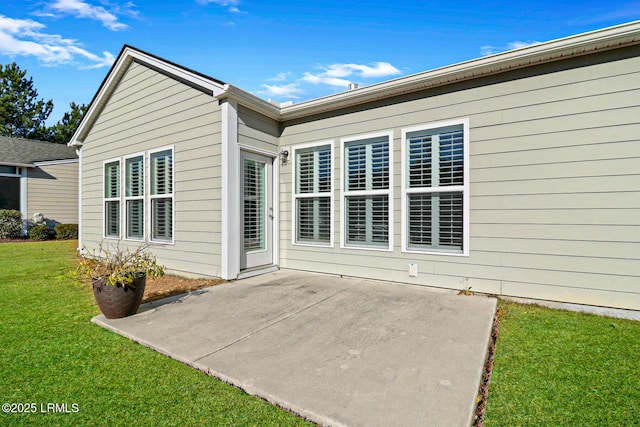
[0,1,639,124]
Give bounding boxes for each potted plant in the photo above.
[76,243,165,319]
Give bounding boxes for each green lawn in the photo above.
[484,301,640,426]
[0,241,311,427]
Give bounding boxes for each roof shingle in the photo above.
[0,136,78,165]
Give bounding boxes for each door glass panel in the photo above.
[243,158,265,252]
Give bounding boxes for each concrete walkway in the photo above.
[93,270,497,427]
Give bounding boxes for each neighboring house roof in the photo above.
[0,136,78,167]
[70,20,640,146]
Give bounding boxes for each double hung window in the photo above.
[402,120,468,254]
[150,148,173,242]
[293,143,332,245]
[342,133,392,250]
[103,160,120,238]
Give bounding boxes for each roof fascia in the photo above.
[0,162,34,168]
[215,84,282,120]
[33,158,79,166]
[69,46,227,147]
[279,20,640,121]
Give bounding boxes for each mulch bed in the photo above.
[142,275,225,303]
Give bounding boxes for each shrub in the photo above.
[54,223,78,240]
[28,225,54,241]
[0,209,23,239]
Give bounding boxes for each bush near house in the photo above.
[54,223,78,240]
[28,225,54,241]
[0,209,22,239]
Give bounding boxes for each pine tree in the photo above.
[0,63,53,140]
[46,102,88,144]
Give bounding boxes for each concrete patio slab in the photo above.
[93,270,497,427]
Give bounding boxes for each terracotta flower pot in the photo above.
[92,275,146,319]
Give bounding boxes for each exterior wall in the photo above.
[278,47,640,310]
[80,60,223,278]
[27,161,78,226]
[238,105,280,153]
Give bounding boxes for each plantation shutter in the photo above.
[150,149,173,242]
[295,145,331,244]
[344,137,390,247]
[104,161,120,238]
[151,150,173,195]
[243,158,265,251]
[126,156,144,197]
[105,161,120,198]
[407,126,464,252]
[126,156,144,239]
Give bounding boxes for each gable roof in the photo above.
[0,136,78,167]
[70,20,640,146]
[70,45,229,146]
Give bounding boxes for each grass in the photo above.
[484,301,640,426]
[0,241,312,427]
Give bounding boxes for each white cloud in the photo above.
[302,61,401,88]
[0,14,115,68]
[267,72,291,82]
[257,60,403,103]
[197,0,240,4]
[302,72,351,88]
[197,0,243,13]
[481,40,540,56]
[47,0,130,31]
[258,83,304,99]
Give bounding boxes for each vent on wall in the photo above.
[409,263,418,277]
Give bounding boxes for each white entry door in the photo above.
[240,151,273,270]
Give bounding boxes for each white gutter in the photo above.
[0,162,34,168]
[33,158,79,167]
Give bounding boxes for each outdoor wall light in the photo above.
[280,149,289,163]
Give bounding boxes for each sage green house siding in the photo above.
[238,105,280,152]
[73,23,640,311]
[278,46,640,310]
[27,161,78,225]
[79,60,224,278]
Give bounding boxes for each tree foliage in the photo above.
[46,102,88,144]
[0,63,53,140]
[0,62,87,144]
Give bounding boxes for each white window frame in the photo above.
[124,152,145,241]
[401,118,470,256]
[291,140,334,247]
[102,158,121,240]
[340,131,394,251]
[0,166,23,215]
[148,145,175,245]
[0,166,20,177]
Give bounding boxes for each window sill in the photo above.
[341,244,393,252]
[292,241,334,248]
[402,248,469,257]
